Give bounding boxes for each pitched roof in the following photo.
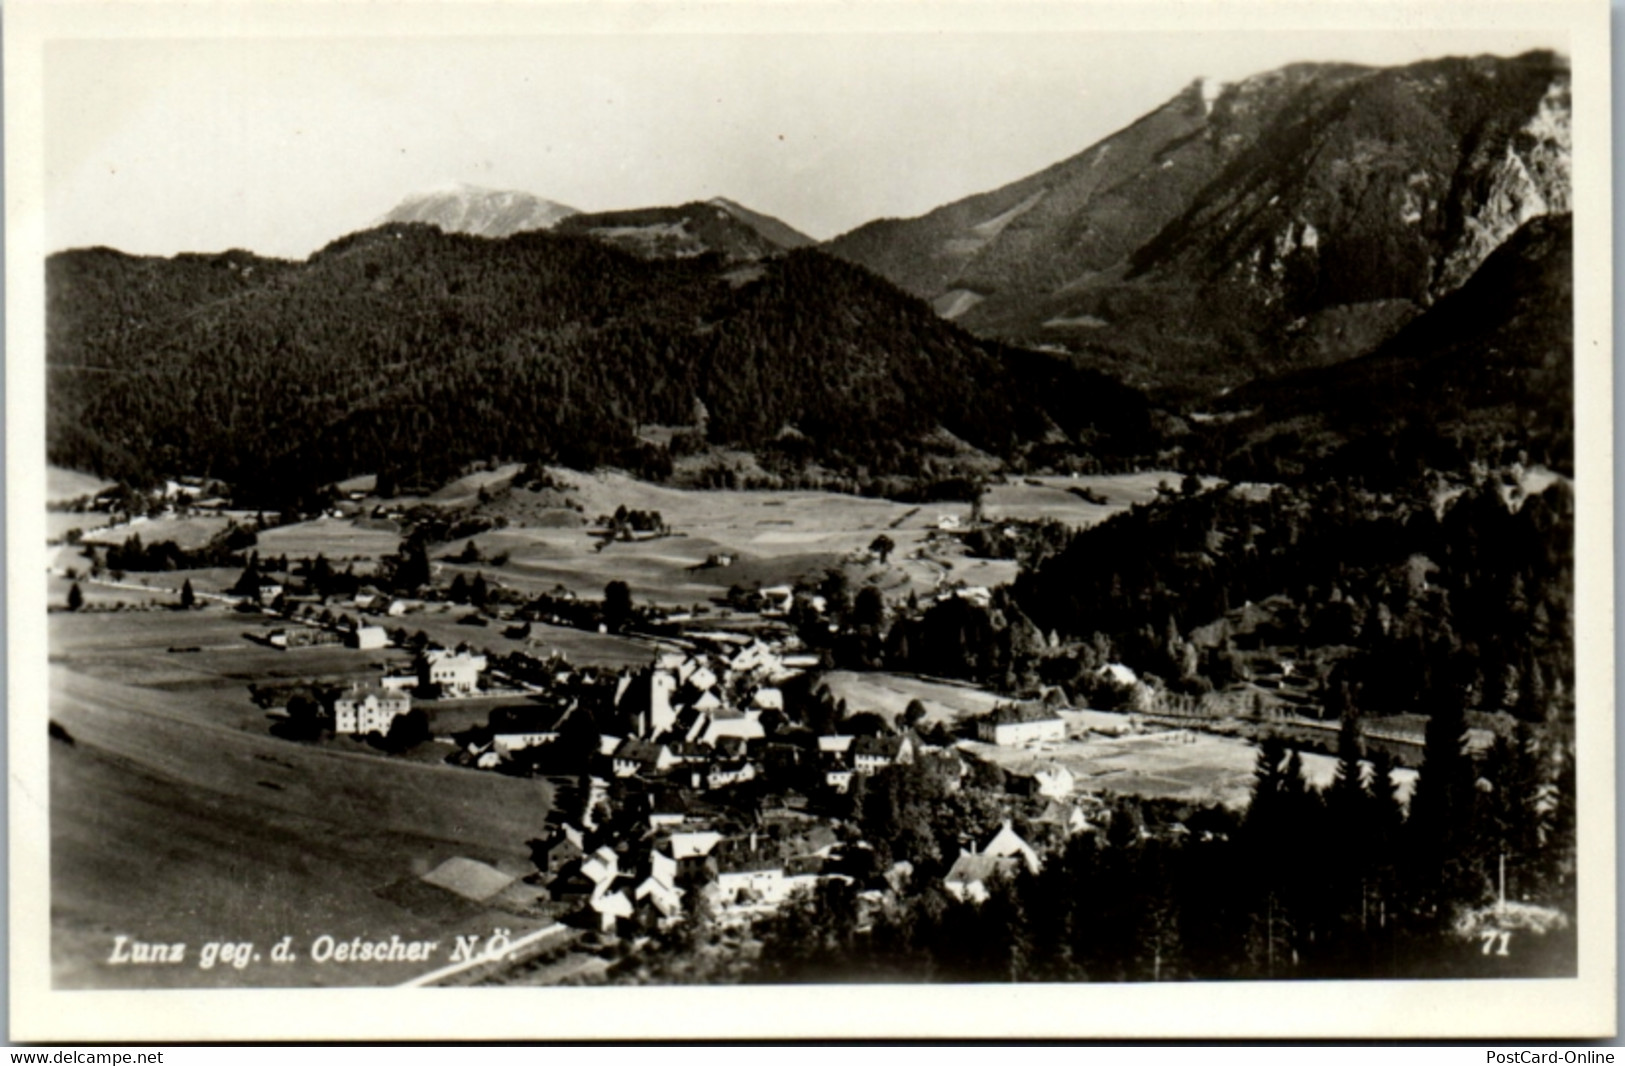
[420,857,517,902]
[944,852,1017,888]
[339,682,407,702]
[614,738,667,763]
[985,702,1061,726]
[851,734,906,757]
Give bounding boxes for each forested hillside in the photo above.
[48,225,1153,505]
[1196,214,1573,484]
[1013,477,1573,727]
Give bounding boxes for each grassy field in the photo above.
[818,671,1009,726]
[48,465,115,504]
[256,517,404,561]
[397,610,656,670]
[80,515,234,550]
[51,667,556,989]
[963,719,1417,810]
[412,468,1175,610]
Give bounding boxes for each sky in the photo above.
[44,14,1569,260]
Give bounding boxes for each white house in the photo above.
[982,821,1043,875]
[942,852,1013,904]
[581,846,620,893]
[347,625,388,650]
[492,732,559,756]
[591,889,634,933]
[851,734,914,774]
[943,823,1042,903]
[419,649,486,696]
[706,761,758,790]
[333,684,411,735]
[1031,764,1076,799]
[717,861,789,906]
[759,586,795,616]
[669,830,724,861]
[613,739,677,778]
[634,851,684,921]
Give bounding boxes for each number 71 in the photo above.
[1480,930,1512,956]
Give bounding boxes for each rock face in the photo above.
[824,50,1571,399]
[1215,213,1573,478]
[377,184,579,237]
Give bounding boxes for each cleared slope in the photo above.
[51,665,555,988]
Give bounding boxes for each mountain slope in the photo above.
[826,51,1570,400]
[47,225,1153,505]
[554,199,813,261]
[1202,213,1573,481]
[46,246,295,367]
[377,184,579,237]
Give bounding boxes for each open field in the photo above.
[397,610,656,670]
[80,514,234,550]
[979,471,1199,525]
[822,669,1419,811]
[255,517,404,561]
[47,512,96,543]
[404,468,1178,609]
[51,666,556,988]
[963,718,1417,810]
[817,671,1009,726]
[48,568,244,609]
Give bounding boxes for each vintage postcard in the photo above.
[7,0,1614,1042]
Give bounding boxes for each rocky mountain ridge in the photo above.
[825,50,1570,400]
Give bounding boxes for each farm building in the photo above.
[333,684,411,735]
[418,648,487,696]
[270,626,342,649]
[613,739,678,777]
[943,822,1043,903]
[346,625,388,650]
[851,734,914,774]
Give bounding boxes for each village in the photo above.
[240,583,1126,952]
[47,462,1450,985]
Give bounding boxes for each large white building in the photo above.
[347,625,389,650]
[976,704,1066,746]
[333,684,411,735]
[418,649,487,696]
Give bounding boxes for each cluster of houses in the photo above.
[459,639,1107,936]
[327,647,490,735]
[531,792,858,935]
[290,610,1105,937]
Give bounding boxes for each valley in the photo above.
[38,42,1580,993]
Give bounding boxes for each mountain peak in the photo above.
[825,49,1571,399]
[376,186,579,238]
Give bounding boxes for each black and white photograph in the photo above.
[7,0,1614,1042]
